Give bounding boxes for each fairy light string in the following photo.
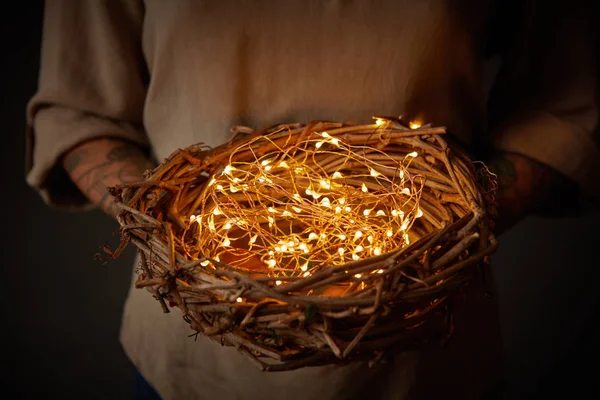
[185,122,425,283]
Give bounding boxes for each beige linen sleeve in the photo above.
[487,3,600,207]
[25,0,149,210]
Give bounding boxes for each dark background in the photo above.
[2,2,599,399]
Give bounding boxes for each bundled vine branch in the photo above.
[107,117,498,372]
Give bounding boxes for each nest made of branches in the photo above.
[107,117,498,372]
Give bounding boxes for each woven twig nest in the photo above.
[107,117,498,372]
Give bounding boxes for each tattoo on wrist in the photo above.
[63,141,154,216]
[107,144,143,162]
[485,152,579,224]
[486,156,518,191]
[63,150,85,174]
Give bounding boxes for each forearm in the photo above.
[62,138,155,217]
[485,151,578,235]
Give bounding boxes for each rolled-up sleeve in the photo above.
[26,0,149,210]
[487,3,600,206]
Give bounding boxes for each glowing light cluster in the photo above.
[185,128,424,279]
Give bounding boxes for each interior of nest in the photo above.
[123,120,489,303]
